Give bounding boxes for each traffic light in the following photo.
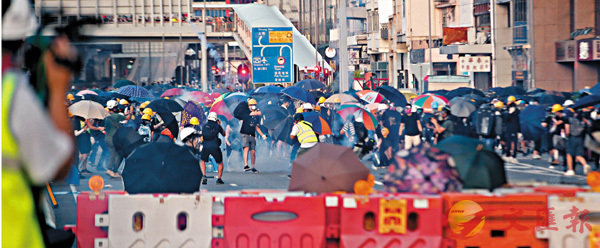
[324,68,330,77]
[237,64,250,84]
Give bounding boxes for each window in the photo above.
[433,63,457,75]
[570,0,575,33]
[596,0,600,36]
[513,0,527,44]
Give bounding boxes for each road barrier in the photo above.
[70,187,600,248]
[442,193,548,248]
[75,191,125,248]
[535,192,600,248]
[338,194,443,248]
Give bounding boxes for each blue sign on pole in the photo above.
[252,27,294,84]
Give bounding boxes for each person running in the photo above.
[236,98,266,173]
[549,104,567,168]
[565,110,591,176]
[400,105,422,150]
[199,112,226,184]
[290,113,318,158]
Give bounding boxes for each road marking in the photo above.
[229,184,238,187]
[374,181,383,186]
[506,161,587,179]
[52,191,72,195]
[69,185,78,203]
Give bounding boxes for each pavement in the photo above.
[49,147,595,233]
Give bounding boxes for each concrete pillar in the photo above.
[224,43,229,72]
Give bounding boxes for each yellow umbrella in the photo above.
[399,90,417,100]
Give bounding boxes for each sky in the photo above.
[378,0,394,24]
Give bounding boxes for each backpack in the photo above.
[354,121,368,142]
[476,109,495,137]
[569,117,585,136]
[202,122,220,141]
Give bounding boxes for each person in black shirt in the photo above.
[549,104,567,167]
[400,105,422,150]
[235,98,266,173]
[503,102,521,163]
[199,112,226,184]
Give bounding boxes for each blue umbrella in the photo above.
[573,95,600,109]
[282,86,316,104]
[117,85,153,98]
[519,105,546,141]
[538,94,566,106]
[376,86,408,107]
[301,111,331,135]
[295,79,326,90]
[490,86,526,97]
[591,82,600,95]
[252,85,283,95]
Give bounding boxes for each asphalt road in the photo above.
[49,148,593,232]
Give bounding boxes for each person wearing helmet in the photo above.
[3,1,79,247]
[104,99,131,178]
[549,104,567,168]
[501,100,521,163]
[235,98,266,173]
[290,113,318,158]
[318,96,326,105]
[302,103,314,112]
[377,127,393,167]
[66,93,75,105]
[494,101,505,109]
[138,114,152,142]
[200,112,226,184]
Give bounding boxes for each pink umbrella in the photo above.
[76,89,98,96]
[188,91,214,106]
[210,92,221,99]
[356,90,384,104]
[160,88,184,98]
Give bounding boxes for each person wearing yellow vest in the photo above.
[290,113,318,158]
[3,1,77,247]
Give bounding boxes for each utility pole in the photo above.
[201,0,208,91]
[338,0,349,92]
[427,0,433,93]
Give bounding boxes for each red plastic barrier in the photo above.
[75,191,126,248]
[338,194,443,248]
[534,185,584,197]
[442,193,548,248]
[219,196,327,248]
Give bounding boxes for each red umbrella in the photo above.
[161,88,184,98]
[187,91,214,106]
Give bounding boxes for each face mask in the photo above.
[438,116,444,121]
[250,106,257,110]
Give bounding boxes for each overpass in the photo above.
[35,1,330,85]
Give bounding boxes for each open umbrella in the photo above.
[68,100,110,119]
[538,94,566,106]
[146,99,184,113]
[591,82,600,95]
[112,126,145,158]
[450,99,476,117]
[113,79,135,88]
[519,105,547,141]
[288,143,370,193]
[399,90,418,101]
[282,86,316,104]
[79,94,110,105]
[116,85,153,98]
[182,91,214,106]
[122,142,202,194]
[211,93,249,120]
[356,90,384,104]
[446,87,485,100]
[302,112,332,135]
[573,95,600,109]
[261,104,291,130]
[489,86,526,97]
[336,103,379,130]
[161,88,185,98]
[412,94,449,112]
[295,79,326,90]
[76,89,98,96]
[252,85,283,95]
[325,93,357,104]
[376,86,408,107]
[99,91,130,100]
[383,143,462,194]
[436,135,506,190]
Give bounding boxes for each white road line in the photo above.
[229,184,238,187]
[374,181,383,186]
[52,191,72,195]
[69,185,78,203]
[506,161,587,179]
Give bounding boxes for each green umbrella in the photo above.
[113,79,135,88]
[436,135,506,190]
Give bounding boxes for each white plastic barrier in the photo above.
[107,194,213,248]
[535,192,600,248]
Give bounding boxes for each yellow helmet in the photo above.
[143,108,154,116]
[494,101,504,108]
[318,97,326,104]
[67,110,74,117]
[552,104,564,113]
[507,96,516,103]
[248,99,257,105]
[437,106,444,112]
[190,117,200,126]
[66,93,75,100]
[163,96,170,99]
[382,127,390,138]
[296,107,303,113]
[120,99,129,105]
[140,101,150,109]
[141,114,151,120]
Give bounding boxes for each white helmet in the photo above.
[302,103,313,110]
[106,100,118,109]
[180,127,198,142]
[2,0,39,40]
[563,99,574,106]
[207,112,218,122]
[377,104,389,111]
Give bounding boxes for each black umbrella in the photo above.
[100,91,130,100]
[157,112,179,139]
[538,94,566,106]
[519,105,546,141]
[112,127,145,158]
[261,104,291,130]
[489,86,526,97]
[436,135,506,190]
[446,87,485,100]
[376,86,408,107]
[296,79,326,90]
[79,94,110,105]
[147,99,184,112]
[122,142,202,194]
[272,117,294,144]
